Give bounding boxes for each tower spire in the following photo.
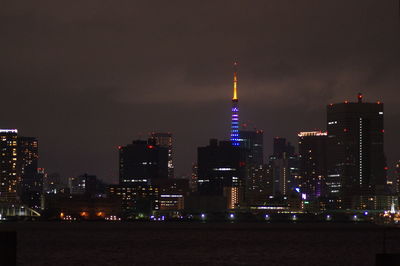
[233,61,238,100]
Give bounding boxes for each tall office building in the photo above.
[326,93,386,208]
[197,139,247,208]
[18,136,41,209]
[240,129,265,203]
[269,137,299,196]
[298,131,327,199]
[240,129,264,166]
[150,132,174,179]
[119,139,168,184]
[230,61,240,146]
[0,129,18,202]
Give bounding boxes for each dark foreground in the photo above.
[1,222,400,266]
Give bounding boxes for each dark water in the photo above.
[2,222,400,266]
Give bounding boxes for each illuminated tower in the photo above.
[230,61,240,146]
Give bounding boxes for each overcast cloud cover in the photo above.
[1,0,399,182]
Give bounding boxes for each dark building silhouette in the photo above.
[240,129,264,166]
[273,137,295,159]
[43,172,66,194]
[197,139,247,209]
[149,132,174,179]
[119,139,168,184]
[68,173,100,198]
[114,139,168,216]
[298,131,327,200]
[18,136,41,209]
[326,93,386,209]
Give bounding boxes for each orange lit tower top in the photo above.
[233,61,238,100]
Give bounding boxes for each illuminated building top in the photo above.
[233,61,238,101]
[0,129,18,134]
[298,131,328,137]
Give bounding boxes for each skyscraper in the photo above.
[326,93,386,208]
[240,129,265,203]
[119,139,168,184]
[269,137,299,196]
[197,139,247,208]
[0,129,18,202]
[239,129,264,166]
[150,132,174,179]
[18,136,41,209]
[230,61,240,146]
[298,131,327,199]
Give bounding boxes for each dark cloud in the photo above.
[1,0,399,182]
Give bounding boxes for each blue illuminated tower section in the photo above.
[230,61,240,146]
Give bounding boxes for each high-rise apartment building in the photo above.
[18,136,41,209]
[326,93,386,208]
[0,129,18,202]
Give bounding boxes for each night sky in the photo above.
[1,1,399,183]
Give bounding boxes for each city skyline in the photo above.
[1,1,399,182]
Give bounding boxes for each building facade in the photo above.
[119,139,168,184]
[269,137,299,196]
[326,93,386,209]
[197,139,247,208]
[0,129,19,202]
[150,132,174,179]
[18,136,41,209]
[298,131,327,200]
